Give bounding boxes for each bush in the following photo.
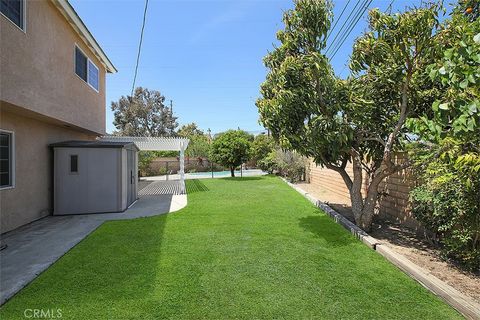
[273,149,307,183]
[409,139,480,270]
[158,167,168,176]
[257,152,276,173]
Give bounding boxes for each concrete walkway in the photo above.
[0,180,187,305]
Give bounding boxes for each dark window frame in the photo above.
[74,45,99,92]
[0,130,15,189]
[0,0,26,31]
[70,155,79,174]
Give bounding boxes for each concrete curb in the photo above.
[282,178,480,319]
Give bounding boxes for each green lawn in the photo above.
[0,176,460,319]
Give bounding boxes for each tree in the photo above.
[111,87,178,137]
[251,134,275,171]
[178,123,205,137]
[257,0,441,231]
[210,130,252,177]
[178,123,210,159]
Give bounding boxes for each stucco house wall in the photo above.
[0,0,106,134]
[0,112,95,233]
[0,0,114,233]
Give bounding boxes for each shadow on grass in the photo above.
[0,214,170,319]
[298,215,356,247]
[186,179,209,193]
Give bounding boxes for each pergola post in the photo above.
[180,141,185,194]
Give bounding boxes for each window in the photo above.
[70,155,78,173]
[0,131,14,188]
[0,0,24,30]
[75,47,87,82]
[88,61,99,91]
[74,46,99,91]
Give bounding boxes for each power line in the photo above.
[330,0,369,55]
[131,0,149,97]
[328,0,369,58]
[330,0,373,60]
[335,0,393,78]
[326,0,352,42]
[325,0,364,56]
[387,0,396,13]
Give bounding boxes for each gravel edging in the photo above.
[282,178,480,320]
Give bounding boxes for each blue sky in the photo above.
[71,0,420,134]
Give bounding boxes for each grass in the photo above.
[0,176,461,319]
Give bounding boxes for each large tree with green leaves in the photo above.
[178,123,211,158]
[111,87,178,137]
[210,130,252,177]
[257,0,441,231]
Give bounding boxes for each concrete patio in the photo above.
[0,179,187,305]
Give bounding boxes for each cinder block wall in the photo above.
[308,160,367,203]
[308,153,419,229]
[377,153,417,228]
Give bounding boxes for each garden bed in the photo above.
[295,182,480,303]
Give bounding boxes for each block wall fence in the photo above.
[307,153,420,229]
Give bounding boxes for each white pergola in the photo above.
[99,136,189,192]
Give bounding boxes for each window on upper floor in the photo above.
[75,46,99,92]
[1,0,25,31]
[0,130,14,189]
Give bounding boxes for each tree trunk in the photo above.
[349,150,364,226]
[230,167,235,177]
[356,185,380,232]
[342,150,384,232]
[348,173,382,232]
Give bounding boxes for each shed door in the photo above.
[127,149,136,206]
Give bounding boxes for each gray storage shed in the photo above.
[50,140,139,215]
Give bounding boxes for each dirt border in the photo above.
[282,178,480,320]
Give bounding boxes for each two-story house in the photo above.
[0,0,116,233]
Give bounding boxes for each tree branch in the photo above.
[320,154,353,189]
[383,63,412,166]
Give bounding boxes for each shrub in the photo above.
[158,167,168,176]
[273,149,307,183]
[409,139,480,270]
[257,151,277,173]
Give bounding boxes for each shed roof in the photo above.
[50,140,138,150]
[99,136,189,151]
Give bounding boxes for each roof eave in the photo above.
[51,0,117,73]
